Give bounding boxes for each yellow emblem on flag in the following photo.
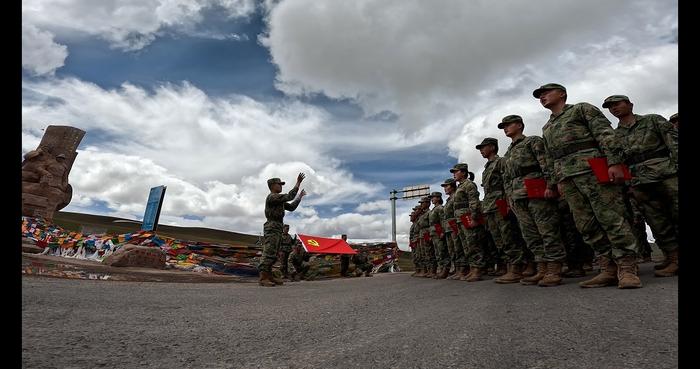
[308,239,320,247]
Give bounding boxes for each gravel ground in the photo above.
[22,263,677,369]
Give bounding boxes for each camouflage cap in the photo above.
[449,163,469,173]
[602,95,631,108]
[267,177,285,186]
[669,113,678,122]
[440,177,456,187]
[532,83,566,98]
[419,196,431,203]
[429,191,443,198]
[497,115,524,129]
[412,205,421,210]
[475,137,498,149]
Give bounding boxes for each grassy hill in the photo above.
[52,211,261,245]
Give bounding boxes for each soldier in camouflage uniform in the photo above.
[622,188,653,262]
[428,192,451,279]
[352,250,373,277]
[669,113,678,130]
[289,240,310,281]
[603,95,679,277]
[441,178,468,280]
[412,204,427,277]
[279,224,295,279]
[258,174,307,287]
[535,83,641,289]
[417,196,437,277]
[498,115,567,287]
[450,163,488,282]
[475,137,530,284]
[409,207,420,276]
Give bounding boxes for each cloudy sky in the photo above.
[22,0,677,249]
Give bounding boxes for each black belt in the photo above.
[624,147,670,166]
[550,140,599,159]
[513,165,541,177]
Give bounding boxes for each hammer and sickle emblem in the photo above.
[308,239,320,247]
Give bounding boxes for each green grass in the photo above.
[52,211,261,245]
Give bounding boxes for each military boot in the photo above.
[617,256,643,289]
[437,266,450,279]
[520,262,546,285]
[447,266,462,280]
[424,266,435,278]
[562,262,585,278]
[466,267,483,282]
[538,262,563,287]
[493,263,507,276]
[258,271,275,287]
[654,250,670,270]
[459,265,474,281]
[521,261,536,277]
[494,263,523,284]
[654,249,678,277]
[579,256,618,288]
[432,267,441,279]
[414,268,425,277]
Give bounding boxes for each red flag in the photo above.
[297,234,357,254]
[587,157,632,184]
[434,223,444,238]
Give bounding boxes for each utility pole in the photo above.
[390,190,398,242]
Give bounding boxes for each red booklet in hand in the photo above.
[523,178,547,199]
[495,199,509,218]
[587,157,632,184]
[447,219,459,234]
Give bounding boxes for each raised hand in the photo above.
[297,173,306,184]
[299,189,307,198]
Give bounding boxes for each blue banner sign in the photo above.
[141,185,167,231]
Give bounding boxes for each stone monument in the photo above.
[22,125,85,222]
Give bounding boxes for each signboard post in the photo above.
[141,185,167,231]
[390,184,430,243]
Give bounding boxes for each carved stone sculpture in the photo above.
[22,125,85,221]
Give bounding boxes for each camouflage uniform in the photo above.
[352,251,373,275]
[417,199,436,273]
[409,215,419,270]
[290,245,310,280]
[451,165,488,270]
[500,129,566,263]
[428,193,451,271]
[478,149,528,266]
[538,90,638,264]
[441,181,467,271]
[558,196,594,267]
[259,181,301,273]
[613,112,678,255]
[279,231,294,277]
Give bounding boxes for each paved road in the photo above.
[22,264,677,369]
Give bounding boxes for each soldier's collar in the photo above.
[549,104,573,120]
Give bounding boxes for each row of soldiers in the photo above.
[409,83,678,290]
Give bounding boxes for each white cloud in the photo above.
[355,200,388,213]
[22,0,258,51]
[262,0,677,138]
[22,77,385,236]
[22,23,68,76]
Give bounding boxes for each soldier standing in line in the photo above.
[340,234,352,277]
[428,192,450,279]
[450,163,488,282]
[498,115,567,287]
[409,207,420,276]
[624,192,653,262]
[413,204,427,277]
[535,83,641,289]
[603,95,679,277]
[278,224,295,280]
[259,174,307,287]
[417,196,437,278]
[475,137,530,284]
[441,178,468,280]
